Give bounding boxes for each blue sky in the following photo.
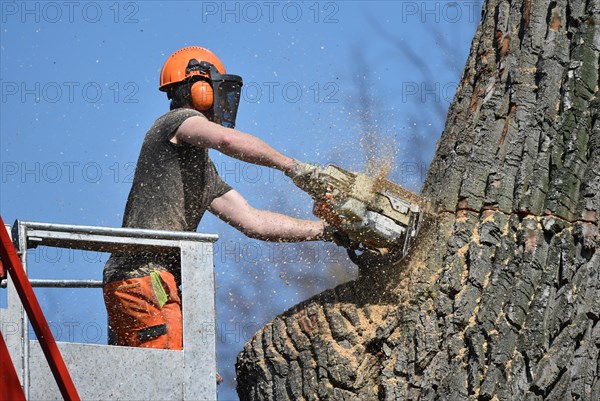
[1,1,480,399]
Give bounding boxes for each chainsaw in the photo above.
[296,164,425,267]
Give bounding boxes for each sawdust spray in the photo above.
[360,130,397,196]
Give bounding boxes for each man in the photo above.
[103,46,333,351]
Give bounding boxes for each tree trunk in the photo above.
[236,0,600,399]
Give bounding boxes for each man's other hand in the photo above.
[285,161,321,193]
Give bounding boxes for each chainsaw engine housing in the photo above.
[305,164,423,264]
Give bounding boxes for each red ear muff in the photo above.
[190,81,213,111]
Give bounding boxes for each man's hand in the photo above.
[285,160,322,193]
[322,222,353,248]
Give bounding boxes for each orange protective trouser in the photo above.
[103,271,183,349]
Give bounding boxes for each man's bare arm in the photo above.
[174,115,295,173]
[209,189,324,242]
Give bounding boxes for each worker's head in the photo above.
[159,46,243,128]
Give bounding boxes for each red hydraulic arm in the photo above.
[1,331,26,401]
[0,216,80,401]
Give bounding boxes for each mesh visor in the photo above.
[213,75,243,128]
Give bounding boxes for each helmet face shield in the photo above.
[213,75,243,128]
[199,61,243,128]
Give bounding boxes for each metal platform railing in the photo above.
[0,221,219,400]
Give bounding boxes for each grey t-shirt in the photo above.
[103,108,232,284]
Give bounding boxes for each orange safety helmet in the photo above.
[159,46,226,111]
[159,46,243,128]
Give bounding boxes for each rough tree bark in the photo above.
[236,0,600,399]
